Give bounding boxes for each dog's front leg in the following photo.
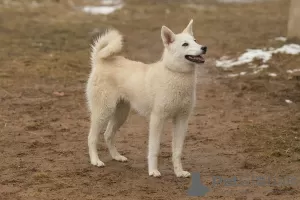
[172,115,191,178]
[148,113,165,177]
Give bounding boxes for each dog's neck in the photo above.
[160,49,196,75]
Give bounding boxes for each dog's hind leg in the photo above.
[104,100,130,162]
[88,105,115,167]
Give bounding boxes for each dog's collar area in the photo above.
[164,63,197,75]
[185,55,205,64]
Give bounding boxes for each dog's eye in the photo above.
[182,43,189,47]
[194,39,196,42]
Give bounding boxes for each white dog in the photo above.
[86,19,207,178]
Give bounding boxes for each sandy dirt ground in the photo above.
[1,0,300,199]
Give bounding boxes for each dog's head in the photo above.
[161,19,207,72]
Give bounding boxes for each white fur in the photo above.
[86,19,206,178]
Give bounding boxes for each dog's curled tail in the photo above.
[91,29,123,65]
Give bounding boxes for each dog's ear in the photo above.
[161,26,175,46]
[182,19,193,35]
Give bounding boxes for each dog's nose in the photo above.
[201,46,207,54]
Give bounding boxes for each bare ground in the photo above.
[1,0,300,199]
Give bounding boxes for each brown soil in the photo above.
[1,0,300,199]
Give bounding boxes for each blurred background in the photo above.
[1,0,300,199]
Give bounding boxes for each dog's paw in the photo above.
[91,159,105,167]
[113,155,128,162]
[175,171,191,178]
[149,170,161,177]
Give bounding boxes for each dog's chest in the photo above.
[155,79,196,117]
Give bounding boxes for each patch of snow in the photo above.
[227,73,239,77]
[285,99,293,104]
[273,44,300,55]
[268,73,277,77]
[227,72,246,77]
[253,69,263,74]
[101,0,122,5]
[216,49,272,68]
[275,37,287,42]
[287,69,300,74]
[82,5,123,15]
[249,64,257,69]
[250,64,269,75]
[216,59,236,68]
[216,44,300,68]
[258,64,269,69]
[82,0,123,15]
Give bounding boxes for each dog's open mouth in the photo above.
[185,55,205,63]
